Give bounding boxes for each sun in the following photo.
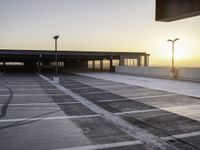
[174,42,192,60]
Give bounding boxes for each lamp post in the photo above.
[167,38,179,72]
[38,54,42,73]
[53,35,59,83]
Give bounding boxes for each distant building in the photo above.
[0,49,150,72]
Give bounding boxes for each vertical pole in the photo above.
[55,39,58,77]
[110,56,113,72]
[172,42,174,72]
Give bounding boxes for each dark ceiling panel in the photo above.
[156,0,200,22]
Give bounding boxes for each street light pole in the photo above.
[53,35,59,83]
[167,38,179,72]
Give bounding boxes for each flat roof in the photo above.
[0,49,148,55]
[0,49,150,62]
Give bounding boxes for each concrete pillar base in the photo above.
[53,77,59,84]
[170,68,179,79]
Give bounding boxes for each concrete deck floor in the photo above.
[0,72,200,150]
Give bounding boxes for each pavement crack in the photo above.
[0,110,61,130]
[0,84,13,118]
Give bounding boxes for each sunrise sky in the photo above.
[0,0,200,67]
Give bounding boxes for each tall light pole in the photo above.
[53,35,59,83]
[167,38,179,72]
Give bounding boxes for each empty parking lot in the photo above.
[0,72,200,150]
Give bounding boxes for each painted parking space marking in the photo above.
[0,88,60,91]
[0,101,81,107]
[115,104,200,115]
[0,81,49,84]
[115,109,161,115]
[55,140,142,150]
[0,93,68,97]
[162,131,200,140]
[81,88,151,95]
[97,93,179,103]
[0,114,100,123]
[68,84,131,90]
[2,84,54,87]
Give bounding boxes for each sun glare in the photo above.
[174,41,194,60]
[164,38,195,61]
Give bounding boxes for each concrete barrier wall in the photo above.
[178,68,200,81]
[116,66,200,81]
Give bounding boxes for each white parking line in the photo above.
[83,88,151,95]
[115,109,161,115]
[0,88,59,91]
[0,114,100,123]
[63,81,110,85]
[0,93,67,97]
[162,131,200,140]
[0,81,48,84]
[0,101,81,107]
[2,84,53,87]
[115,104,200,115]
[132,94,179,100]
[69,84,131,90]
[55,140,142,150]
[97,94,179,103]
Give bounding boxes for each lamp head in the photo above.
[174,38,179,41]
[53,35,59,40]
[167,39,173,42]
[167,38,179,42]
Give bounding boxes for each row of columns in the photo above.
[119,55,149,67]
[90,59,114,71]
[89,54,150,71]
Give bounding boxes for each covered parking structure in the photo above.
[0,49,150,72]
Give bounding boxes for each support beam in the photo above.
[156,0,200,22]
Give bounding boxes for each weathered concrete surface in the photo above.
[78,72,200,98]
[45,73,200,149]
[116,66,200,82]
[1,72,200,150]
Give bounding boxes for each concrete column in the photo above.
[144,55,148,67]
[38,60,41,73]
[110,59,113,68]
[85,60,88,69]
[119,58,125,66]
[92,60,95,69]
[110,57,114,72]
[137,56,141,66]
[100,60,103,70]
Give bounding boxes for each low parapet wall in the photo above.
[115,66,200,82]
